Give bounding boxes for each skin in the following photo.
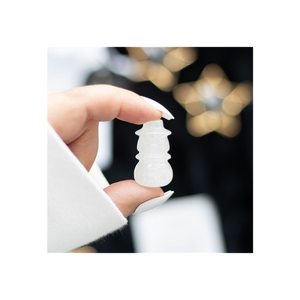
[48,85,164,218]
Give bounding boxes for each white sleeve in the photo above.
[47,123,128,253]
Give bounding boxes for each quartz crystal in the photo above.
[134,120,173,187]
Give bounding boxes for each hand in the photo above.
[47,84,164,217]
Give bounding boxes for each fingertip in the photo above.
[104,180,164,217]
[141,96,175,120]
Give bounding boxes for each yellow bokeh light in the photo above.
[222,94,243,116]
[173,83,197,104]
[173,63,252,138]
[204,111,222,130]
[126,47,198,91]
[195,78,215,99]
[163,47,198,72]
[217,113,241,138]
[185,100,205,116]
[187,114,211,137]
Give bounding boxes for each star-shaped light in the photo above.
[173,64,252,138]
[126,47,197,91]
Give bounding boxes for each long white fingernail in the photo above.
[141,96,175,120]
[132,190,174,214]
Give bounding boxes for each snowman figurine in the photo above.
[134,119,173,187]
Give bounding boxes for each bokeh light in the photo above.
[173,63,253,138]
[126,47,197,91]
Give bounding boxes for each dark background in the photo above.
[87,47,253,253]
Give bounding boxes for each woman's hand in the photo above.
[47,85,164,217]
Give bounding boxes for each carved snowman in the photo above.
[134,119,173,187]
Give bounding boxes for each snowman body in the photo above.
[134,120,173,187]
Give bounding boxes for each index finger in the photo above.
[65,84,163,124]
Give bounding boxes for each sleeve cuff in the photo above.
[47,122,127,253]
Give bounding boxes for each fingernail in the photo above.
[141,96,175,120]
[132,190,174,214]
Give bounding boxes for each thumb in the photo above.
[104,180,164,218]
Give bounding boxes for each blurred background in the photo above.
[48,47,253,253]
